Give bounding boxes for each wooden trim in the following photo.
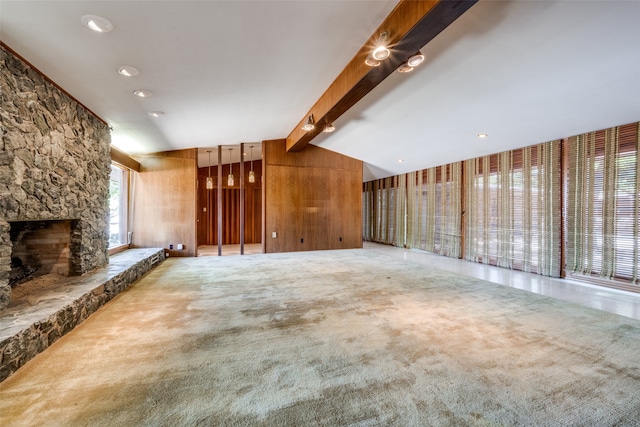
[286,0,477,152]
[217,145,223,257]
[460,160,466,259]
[261,142,269,254]
[194,149,199,257]
[240,143,245,255]
[560,138,568,278]
[1,41,108,126]
[110,145,141,172]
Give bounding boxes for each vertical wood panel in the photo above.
[197,161,262,246]
[264,139,362,253]
[131,149,197,257]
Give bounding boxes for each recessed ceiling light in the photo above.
[397,64,413,73]
[397,159,404,163]
[133,89,153,98]
[81,15,113,33]
[148,111,164,117]
[118,66,139,77]
[477,133,488,139]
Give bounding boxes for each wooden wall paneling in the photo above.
[217,145,223,256]
[262,143,267,253]
[131,150,197,257]
[197,161,262,247]
[263,139,363,253]
[240,142,245,254]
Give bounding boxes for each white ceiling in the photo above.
[1,1,639,180]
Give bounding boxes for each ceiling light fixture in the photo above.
[248,146,256,183]
[118,66,139,77]
[398,51,425,73]
[407,52,425,67]
[477,133,488,139]
[371,32,390,61]
[227,148,234,187]
[397,159,404,163]
[301,114,315,131]
[133,89,153,98]
[81,15,113,33]
[148,111,164,117]
[206,150,213,190]
[365,55,381,67]
[323,123,335,133]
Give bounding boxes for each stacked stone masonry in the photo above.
[0,44,111,309]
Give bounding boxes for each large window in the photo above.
[566,123,639,286]
[362,121,639,290]
[464,142,561,276]
[109,163,129,248]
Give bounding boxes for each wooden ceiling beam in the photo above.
[286,0,478,152]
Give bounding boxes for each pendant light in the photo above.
[248,145,256,183]
[206,150,213,190]
[227,148,234,187]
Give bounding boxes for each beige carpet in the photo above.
[1,249,639,426]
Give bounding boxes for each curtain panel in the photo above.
[407,163,462,257]
[566,122,639,285]
[464,141,561,277]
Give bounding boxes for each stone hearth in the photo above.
[0,248,164,382]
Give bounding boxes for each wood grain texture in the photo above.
[197,162,262,246]
[286,0,477,152]
[131,149,197,257]
[263,139,362,253]
[110,146,141,172]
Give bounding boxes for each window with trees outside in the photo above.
[109,163,129,248]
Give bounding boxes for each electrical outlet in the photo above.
[340,237,343,242]
[177,244,184,250]
[300,238,304,243]
[272,231,277,238]
[169,244,174,250]
[165,252,170,257]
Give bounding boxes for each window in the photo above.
[109,163,129,248]
[566,123,639,286]
[464,142,561,277]
[412,163,462,258]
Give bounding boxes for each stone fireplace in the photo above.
[0,43,111,309]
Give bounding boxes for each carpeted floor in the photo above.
[1,249,639,426]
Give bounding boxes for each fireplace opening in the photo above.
[9,220,78,290]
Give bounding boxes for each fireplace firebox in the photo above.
[8,220,81,288]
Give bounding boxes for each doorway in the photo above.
[197,144,262,255]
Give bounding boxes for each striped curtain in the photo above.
[464,141,561,277]
[566,122,639,285]
[409,163,462,258]
[363,175,405,247]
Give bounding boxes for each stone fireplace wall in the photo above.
[0,44,111,309]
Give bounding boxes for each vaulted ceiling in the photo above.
[1,1,639,180]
